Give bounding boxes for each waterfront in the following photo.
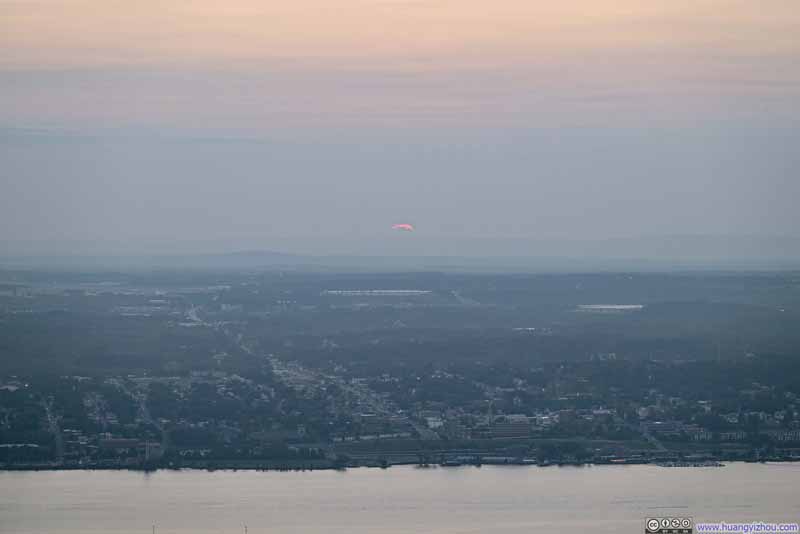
[1,463,798,533]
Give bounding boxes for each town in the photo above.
[2,268,799,470]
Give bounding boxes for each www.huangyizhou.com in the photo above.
[695,522,800,533]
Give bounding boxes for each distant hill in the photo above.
[1,235,798,272]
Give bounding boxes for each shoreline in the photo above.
[4,457,797,473]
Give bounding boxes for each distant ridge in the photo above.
[1,235,798,272]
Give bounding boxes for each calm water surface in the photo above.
[1,464,798,533]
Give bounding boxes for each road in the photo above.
[615,414,667,452]
[41,399,64,464]
[118,382,169,454]
[191,302,440,442]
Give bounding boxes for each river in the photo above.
[1,463,798,533]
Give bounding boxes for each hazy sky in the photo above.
[1,0,799,256]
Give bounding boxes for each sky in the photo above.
[1,0,799,257]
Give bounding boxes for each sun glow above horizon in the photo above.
[1,0,798,129]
